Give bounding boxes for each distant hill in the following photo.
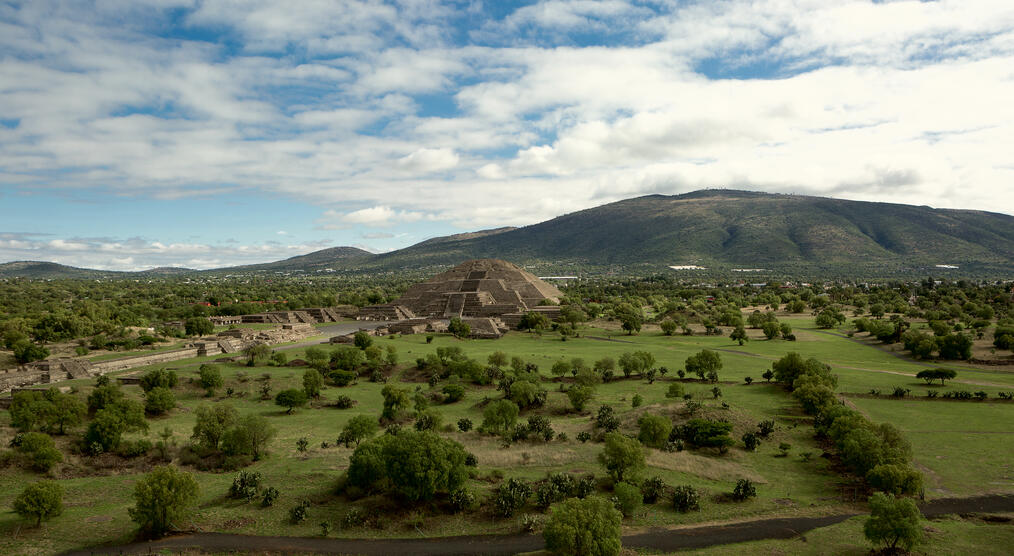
[225,246,375,272]
[5,190,1014,278]
[0,261,118,279]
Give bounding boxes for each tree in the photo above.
[482,399,519,435]
[448,317,471,339]
[222,415,276,460]
[543,496,622,556]
[613,303,643,335]
[17,432,63,472]
[381,384,411,421]
[732,478,757,501]
[129,465,200,537]
[339,415,379,447]
[866,464,923,496]
[244,343,271,365]
[916,369,957,385]
[144,387,176,415]
[762,321,781,340]
[302,369,323,399]
[685,349,722,381]
[347,431,469,502]
[863,492,922,552]
[10,388,85,435]
[488,351,508,368]
[683,419,734,452]
[140,368,178,392]
[567,385,595,412]
[519,311,550,333]
[353,330,373,349]
[612,482,641,517]
[275,389,308,414]
[672,484,701,512]
[12,339,50,364]
[184,317,214,337]
[551,359,571,378]
[660,319,678,336]
[198,364,223,396]
[637,414,672,449]
[85,400,148,453]
[599,432,645,483]
[13,480,63,526]
[618,351,655,378]
[730,325,748,345]
[191,404,238,451]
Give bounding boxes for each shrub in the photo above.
[414,410,442,432]
[493,478,532,518]
[303,369,324,399]
[144,387,176,415]
[595,405,620,432]
[631,394,643,408]
[442,383,465,403]
[380,384,411,421]
[198,364,223,396]
[333,395,355,409]
[636,414,672,449]
[13,480,64,526]
[140,369,178,392]
[665,383,685,399]
[457,418,473,432]
[481,399,519,435]
[449,488,476,513]
[261,486,279,507]
[732,479,757,501]
[756,420,775,438]
[742,432,760,451]
[672,484,701,512]
[330,370,357,387]
[576,431,591,443]
[339,415,379,447]
[129,465,199,537]
[543,496,622,556]
[289,500,310,524]
[347,431,469,502]
[611,482,642,517]
[567,385,595,412]
[640,477,666,504]
[228,470,262,501]
[17,432,63,473]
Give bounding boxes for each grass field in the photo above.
[1,317,1012,555]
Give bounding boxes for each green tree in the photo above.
[599,432,645,483]
[85,400,148,453]
[12,339,50,364]
[140,368,178,392]
[191,404,238,451]
[128,465,200,537]
[481,399,519,435]
[637,414,672,449]
[144,387,176,415]
[17,432,63,472]
[729,324,748,345]
[762,321,781,340]
[567,385,595,412]
[338,415,379,447]
[198,364,223,396]
[614,303,643,335]
[221,415,276,460]
[660,319,678,336]
[275,389,308,414]
[685,349,722,381]
[863,492,922,552]
[353,330,373,349]
[347,431,468,502]
[551,359,571,378]
[448,317,471,339]
[302,369,324,399]
[13,480,64,526]
[184,317,214,337]
[381,384,411,421]
[866,464,923,496]
[543,496,622,556]
[612,482,642,517]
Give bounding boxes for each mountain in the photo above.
[358,190,1014,275]
[5,190,1014,278]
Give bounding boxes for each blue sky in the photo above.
[2,0,1014,270]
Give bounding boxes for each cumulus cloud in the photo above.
[3,0,1014,268]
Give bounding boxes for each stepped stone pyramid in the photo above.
[360,259,563,323]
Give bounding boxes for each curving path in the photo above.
[62,494,1014,556]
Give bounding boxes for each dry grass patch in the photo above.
[645,450,765,483]
[468,437,584,468]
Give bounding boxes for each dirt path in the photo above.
[62,494,1014,556]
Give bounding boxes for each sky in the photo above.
[2,0,1014,271]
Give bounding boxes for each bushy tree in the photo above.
[13,480,64,526]
[198,364,223,396]
[863,492,922,552]
[685,350,722,381]
[482,399,520,435]
[221,415,276,460]
[303,369,324,399]
[493,477,532,517]
[618,351,655,378]
[85,399,148,453]
[448,317,471,339]
[866,464,923,496]
[636,414,671,449]
[17,432,63,472]
[672,484,701,512]
[184,317,214,337]
[191,404,238,451]
[128,465,200,537]
[339,415,379,447]
[12,339,50,364]
[275,389,308,414]
[10,388,85,434]
[730,325,748,345]
[144,387,176,415]
[140,368,178,392]
[612,482,641,517]
[599,432,645,483]
[347,431,469,502]
[353,330,373,349]
[567,385,595,412]
[543,496,622,556]
[381,384,411,421]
